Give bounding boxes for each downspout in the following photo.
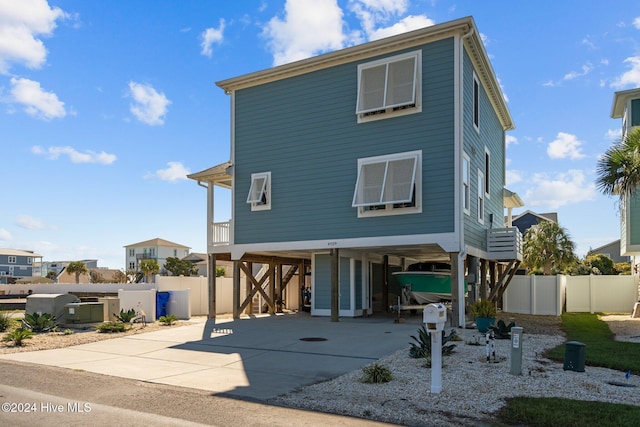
[457,27,475,327]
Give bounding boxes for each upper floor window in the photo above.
[174,249,177,257]
[27,257,32,264]
[631,99,640,127]
[484,147,490,198]
[352,150,422,217]
[8,256,16,263]
[473,72,480,131]
[129,249,135,257]
[356,50,422,123]
[477,169,485,224]
[246,171,271,211]
[463,153,470,215]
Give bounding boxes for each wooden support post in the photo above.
[298,260,305,310]
[382,255,389,313]
[245,262,253,315]
[489,261,496,298]
[207,254,216,319]
[480,259,488,300]
[450,252,460,328]
[276,263,283,313]
[232,260,241,319]
[269,262,276,314]
[331,249,339,322]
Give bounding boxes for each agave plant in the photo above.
[3,328,35,346]
[22,312,58,333]
[489,319,516,339]
[409,325,458,359]
[114,308,137,323]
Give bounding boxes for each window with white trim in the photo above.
[356,50,422,123]
[484,147,490,198]
[352,150,421,217]
[463,153,470,215]
[246,171,271,211]
[477,169,485,224]
[473,72,480,131]
[8,256,16,264]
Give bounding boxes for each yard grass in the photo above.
[544,313,640,375]
[496,313,640,426]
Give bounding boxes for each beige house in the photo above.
[124,238,190,274]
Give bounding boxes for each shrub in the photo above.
[0,311,15,332]
[114,308,137,323]
[159,314,179,326]
[409,326,458,359]
[361,363,393,383]
[97,321,128,333]
[470,299,497,318]
[22,312,58,333]
[2,329,35,346]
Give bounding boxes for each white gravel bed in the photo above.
[270,328,640,427]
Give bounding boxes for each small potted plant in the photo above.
[470,299,497,333]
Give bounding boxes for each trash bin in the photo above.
[563,341,586,372]
[156,291,170,319]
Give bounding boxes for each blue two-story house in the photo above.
[189,16,523,326]
[0,249,43,284]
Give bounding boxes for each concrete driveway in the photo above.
[0,312,424,401]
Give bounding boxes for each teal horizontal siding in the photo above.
[234,38,456,245]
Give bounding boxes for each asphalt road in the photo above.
[0,359,396,426]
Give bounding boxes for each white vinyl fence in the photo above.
[503,274,638,315]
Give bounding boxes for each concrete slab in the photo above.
[0,312,426,401]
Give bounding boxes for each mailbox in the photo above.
[423,303,447,332]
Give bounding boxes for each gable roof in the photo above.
[512,210,557,223]
[124,238,190,249]
[0,248,43,258]
[216,16,513,131]
[611,88,640,118]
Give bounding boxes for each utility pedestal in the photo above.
[424,303,446,393]
[510,326,523,375]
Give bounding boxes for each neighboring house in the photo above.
[511,210,558,237]
[611,88,640,269]
[189,17,523,326]
[41,259,98,278]
[182,252,233,277]
[0,249,43,284]
[588,240,630,264]
[124,238,190,274]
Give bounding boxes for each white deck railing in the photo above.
[212,221,230,245]
[487,227,523,261]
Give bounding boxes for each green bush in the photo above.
[0,311,15,332]
[159,314,179,326]
[22,312,58,333]
[470,299,497,318]
[2,329,35,346]
[114,308,137,323]
[97,321,128,333]
[361,363,393,383]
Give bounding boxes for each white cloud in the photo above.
[610,56,640,88]
[31,145,116,164]
[128,81,171,125]
[506,169,522,186]
[368,15,435,41]
[10,77,66,120]
[505,134,518,148]
[15,214,45,230]
[147,161,191,182]
[263,0,346,66]
[547,132,586,160]
[0,0,67,73]
[349,0,409,36]
[200,18,225,58]
[605,128,622,141]
[524,170,596,209]
[634,17,640,30]
[563,62,593,81]
[0,228,12,241]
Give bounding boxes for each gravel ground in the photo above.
[270,313,640,427]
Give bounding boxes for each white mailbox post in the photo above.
[423,303,447,393]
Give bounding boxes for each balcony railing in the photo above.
[212,221,230,245]
[487,227,523,261]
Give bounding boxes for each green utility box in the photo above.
[65,302,104,324]
[563,341,586,372]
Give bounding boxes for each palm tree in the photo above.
[596,128,640,201]
[139,259,160,284]
[522,221,576,275]
[65,261,87,284]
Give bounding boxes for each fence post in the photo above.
[589,274,595,314]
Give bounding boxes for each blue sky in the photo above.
[2,0,640,270]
